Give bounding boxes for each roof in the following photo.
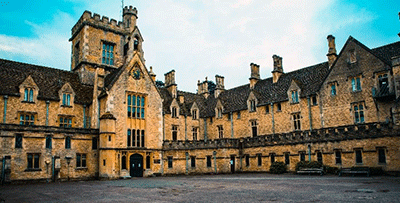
[371,41,400,65]
[0,59,93,104]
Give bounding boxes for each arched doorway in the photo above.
[130,154,143,177]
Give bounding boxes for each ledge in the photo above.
[0,123,99,134]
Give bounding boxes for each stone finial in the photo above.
[149,66,156,81]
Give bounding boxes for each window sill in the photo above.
[75,167,88,171]
[61,105,73,108]
[355,163,363,165]
[290,102,299,105]
[21,101,35,104]
[25,168,42,172]
[378,163,386,165]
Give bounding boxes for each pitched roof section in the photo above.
[0,59,93,104]
[371,41,400,65]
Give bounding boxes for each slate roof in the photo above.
[371,41,400,65]
[0,59,93,104]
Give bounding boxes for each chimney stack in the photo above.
[164,70,177,98]
[249,63,260,89]
[272,55,283,83]
[197,77,209,99]
[215,75,225,97]
[327,35,338,68]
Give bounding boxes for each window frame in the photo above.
[284,153,290,165]
[127,94,145,119]
[245,154,250,167]
[102,42,115,65]
[167,156,173,168]
[355,149,363,164]
[65,136,71,149]
[172,125,178,141]
[190,156,196,168]
[331,84,337,96]
[377,148,386,164]
[335,150,342,165]
[292,113,301,131]
[192,127,198,141]
[217,125,224,139]
[353,103,365,124]
[206,156,212,168]
[351,76,362,92]
[20,113,35,126]
[15,134,23,149]
[27,153,40,170]
[257,153,262,166]
[76,153,87,168]
[45,135,52,149]
[291,90,299,103]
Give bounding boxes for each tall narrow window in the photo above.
[257,154,262,166]
[277,103,282,111]
[237,111,241,119]
[192,109,198,120]
[192,127,198,141]
[172,107,177,118]
[141,130,145,147]
[250,100,256,112]
[265,105,269,114]
[351,76,361,91]
[206,156,212,167]
[121,156,127,170]
[353,103,365,123]
[146,153,151,169]
[127,94,145,118]
[24,88,34,102]
[251,120,257,137]
[27,153,40,169]
[168,156,173,168]
[291,91,299,103]
[136,129,140,147]
[92,137,98,150]
[29,89,33,102]
[270,153,275,164]
[15,134,23,149]
[102,42,114,65]
[191,156,196,168]
[127,129,131,147]
[245,155,250,167]
[217,125,224,139]
[300,152,305,162]
[217,108,223,118]
[331,84,336,96]
[355,149,363,164]
[65,136,71,149]
[62,93,71,106]
[312,96,317,106]
[335,151,342,165]
[76,154,87,168]
[45,135,52,149]
[285,153,290,165]
[293,113,301,130]
[172,126,178,141]
[378,148,386,164]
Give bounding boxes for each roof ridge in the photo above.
[371,41,400,51]
[0,58,74,75]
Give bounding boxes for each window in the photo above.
[349,49,356,63]
[127,94,145,119]
[270,153,275,164]
[192,109,198,120]
[257,154,262,166]
[108,135,111,142]
[291,90,299,103]
[378,148,386,164]
[293,113,301,130]
[24,88,34,102]
[266,105,270,114]
[92,137,98,150]
[331,84,336,96]
[245,155,250,167]
[300,152,305,162]
[62,93,71,106]
[74,42,80,66]
[172,126,178,141]
[20,113,35,125]
[335,151,342,165]
[65,136,71,149]
[285,153,290,165]
[217,125,224,139]
[192,127,198,141]
[121,156,127,170]
[353,103,365,123]
[250,100,256,112]
[171,107,177,118]
[378,74,388,90]
[251,120,257,137]
[102,42,114,65]
[237,111,241,119]
[217,108,223,118]
[27,153,40,169]
[317,151,323,164]
[355,149,363,164]
[15,134,23,148]
[168,156,173,168]
[191,156,196,168]
[146,153,151,169]
[59,116,72,128]
[351,76,362,91]
[133,38,139,50]
[76,154,87,168]
[312,96,317,106]
[45,135,52,149]
[206,156,212,167]
[127,129,145,147]
[277,103,282,111]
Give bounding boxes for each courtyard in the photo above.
[1,173,400,202]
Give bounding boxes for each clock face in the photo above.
[131,66,141,80]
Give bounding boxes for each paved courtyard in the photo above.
[1,173,400,202]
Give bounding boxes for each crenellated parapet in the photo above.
[70,10,128,41]
[163,122,399,150]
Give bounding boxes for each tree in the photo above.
[155,80,165,88]
[208,80,216,95]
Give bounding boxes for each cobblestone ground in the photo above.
[1,173,400,202]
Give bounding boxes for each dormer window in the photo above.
[331,84,336,95]
[192,109,198,120]
[249,100,256,112]
[217,108,223,118]
[378,74,388,90]
[172,107,178,118]
[291,90,299,103]
[24,88,34,102]
[276,103,282,112]
[62,93,71,106]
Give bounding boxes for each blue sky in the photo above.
[0,0,399,92]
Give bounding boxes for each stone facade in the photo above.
[1,6,400,182]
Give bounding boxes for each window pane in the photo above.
[141,108,144,118]
[132,96,136,106]
[127,95,131,105]
[24,88,28,101]
[29,89,33,102]
[34,154,39,168]
[356,78,361,90]
[27,154,33,169]
[82,154,86,167]
[127,129,131,147]
[76,154,81,167]
[141,97,145,107]
[137,96,141,107]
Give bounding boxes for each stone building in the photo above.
[1,6,400,182]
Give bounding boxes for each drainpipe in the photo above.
[308,145,311,162]
[185,152,189,175]
[213,151,217,174]
[3,95,8,123]
[204,118,208,141]
[45,100,50,126]
[307,96,313,131]
[271,103,275,134]
[83,105,86,129]
[184,115,187,140]
[230,112,234,138]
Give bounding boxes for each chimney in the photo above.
[272,55,283,83]
[164,70,177,98]
[327,35,337,68]
[249,63,260,89]
[149,66,156,81]
[215,75,225,97]
[197,77,209,99]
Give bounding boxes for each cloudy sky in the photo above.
[0,0,399,92]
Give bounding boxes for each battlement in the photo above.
[70,10,128,41]
[123,5,138,17]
